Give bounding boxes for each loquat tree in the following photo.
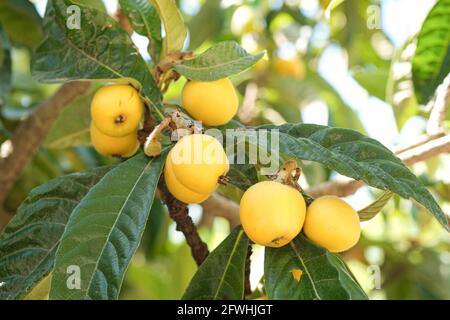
[0,0,449,300]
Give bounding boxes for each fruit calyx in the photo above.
[268,160,302,189]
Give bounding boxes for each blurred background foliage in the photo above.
[0,0,449,299]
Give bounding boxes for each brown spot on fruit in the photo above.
[115,114,126,124]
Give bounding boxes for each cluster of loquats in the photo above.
[89,79,359,254]
[240,180,360,253]
[89,77,238,205]
[90,85,143,157]
[163,77,238,203]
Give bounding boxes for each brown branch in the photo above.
[399,134,450,165]
[159,180,209,266]
[202,193,240,228]
[307,179,364,198]
[0,82,90,227]
[393,132,445,154]
[137,106,156,146]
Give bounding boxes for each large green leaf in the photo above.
[182,227,249,300]
[119,0,162,61]
[49,152,166,299]
[149,0,186,56]
[0,0,43,48]
[44,88,94,149]
[412,0,450,104]
[31,0,162,114]
[0,166,110,300]
[265,234,367,300]
[174,41,264,81]
[0,24,11,105]
[254,123,449,231]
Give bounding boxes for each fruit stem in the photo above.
[152,103,165,122]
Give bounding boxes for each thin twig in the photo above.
[394,132,445,154]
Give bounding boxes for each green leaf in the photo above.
[182,227,249,300]
[187,0,224,50]
[386,37,419,128]
[255,123,449,231]
[353,67,389,101]
[31,0,162,114]
[71,0,106,12]
[174,41,264,81]
[119,0,162,61]
[0,23,11,105]
[44,88,95,149]
[0,0,43,48]
[227,162,259,191]
[358,191,393,221]
[265,234,367,300]
[0,166,110,300]
[49,152,166,299]
[412,0,450,104]
[149,0,186,56]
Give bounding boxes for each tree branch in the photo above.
[159,180,209,266]
[202,193,240,228]
[0,81,90,229]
